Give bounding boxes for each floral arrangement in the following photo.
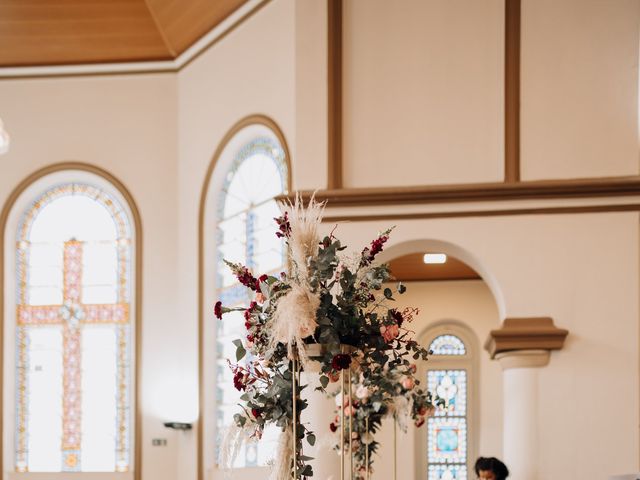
[330,363,438,479]
[215,196,437,479]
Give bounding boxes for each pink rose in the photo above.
[401,376,415,390]
[380,324,399,343]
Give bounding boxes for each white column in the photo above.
[495,349,549,480]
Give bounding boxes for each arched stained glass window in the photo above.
[425,332,471,480]
[429,334,466,356]
[14,182,134,473]
[216,136,287,467]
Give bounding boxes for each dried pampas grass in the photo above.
[268,283,320,367]
[219,423,256,478]
[279,193,325,284]
[268,429,293,480]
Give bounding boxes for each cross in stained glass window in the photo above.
[16,240,129,472]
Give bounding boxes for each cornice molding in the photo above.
[484,317,568,359]
[284,176,640,208]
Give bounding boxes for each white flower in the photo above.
[355,385,370,400]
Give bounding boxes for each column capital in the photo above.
[484,317,568,359]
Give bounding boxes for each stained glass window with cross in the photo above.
[14,183,133,473]
[215,136,288,467]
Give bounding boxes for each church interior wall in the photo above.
[341,0,505,187]
[520,0,640,181]
[0,74,182,480]
[0,0,638,478]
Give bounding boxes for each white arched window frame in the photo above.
[417,322,478,480]
[200,121,289,479]
[2,168,138,480]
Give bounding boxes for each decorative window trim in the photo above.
[417,321,479,480]
[0,163,142,480]
[198,115,292,480]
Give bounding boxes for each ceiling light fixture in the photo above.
[423,253,447,264]
[0,117,10,155]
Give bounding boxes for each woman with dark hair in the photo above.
[474,457,510,480]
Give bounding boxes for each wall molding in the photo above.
[504,0,521,183]
[327,0,343,189]
[286,176,640,208]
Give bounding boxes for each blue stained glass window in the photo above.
[428,417,467,464]
[428,464,468,480]
[428,370,467,416]
[429,334,466,355]
[215,136,288,468]
[427,333,469,478]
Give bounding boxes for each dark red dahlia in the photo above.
[251,408,262,419]
[331,354,352,371]
[329,422,338,433]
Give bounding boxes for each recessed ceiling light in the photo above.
[423,253,447,264]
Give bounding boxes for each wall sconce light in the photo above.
[0,117,9,155]
[163,422,192,431]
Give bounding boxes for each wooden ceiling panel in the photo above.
[388,253,481,283]
[146,0,248,54]
[0,0,249,67]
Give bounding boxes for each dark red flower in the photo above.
[247,334,254,343]
[235,267,259,291]
[390,309,404,327]
[274,212,291,238]
[331,354,352,371]
[360,232,390,266]
[214,301,223,320]
[253,274,269,291]
[251,408,262,419]
[244,301,258,321]
[329,422,338,433]
[233,371,246,391]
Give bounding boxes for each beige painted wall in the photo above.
[370,280,503,480]
[521,0,640,180]
[0,74,180,480]
[342,0,505,187]
[177,0,298,478]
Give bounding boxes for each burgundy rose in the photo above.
[214,301,223,320]
[331,354,352,371]
[329,422,338,433]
